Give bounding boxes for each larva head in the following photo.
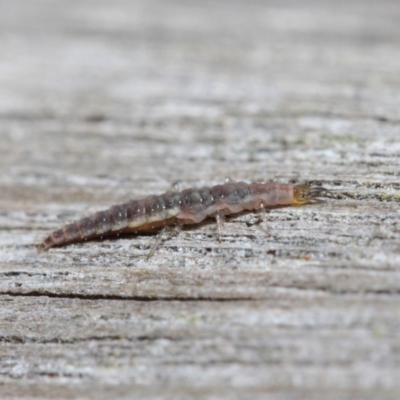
[293,185,330,205]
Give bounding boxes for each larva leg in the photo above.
[215,212,225,241]
[147,228,167,260]
[146,225,181,259]
[253,204,271,236]
[256,203,267,225]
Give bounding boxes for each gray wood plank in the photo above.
[1,0,400,398]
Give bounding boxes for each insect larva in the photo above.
[37,181,329,252]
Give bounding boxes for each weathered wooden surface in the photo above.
[1,0,400,398]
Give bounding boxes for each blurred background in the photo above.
[2,0,400,213]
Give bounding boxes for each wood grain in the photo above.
[1,0,400,398]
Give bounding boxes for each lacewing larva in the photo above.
[37,181,330,252]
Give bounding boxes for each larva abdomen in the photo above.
[38,203,130,251]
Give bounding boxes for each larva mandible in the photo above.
[37,181,329,252]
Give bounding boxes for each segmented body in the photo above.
[37,181,327,252]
